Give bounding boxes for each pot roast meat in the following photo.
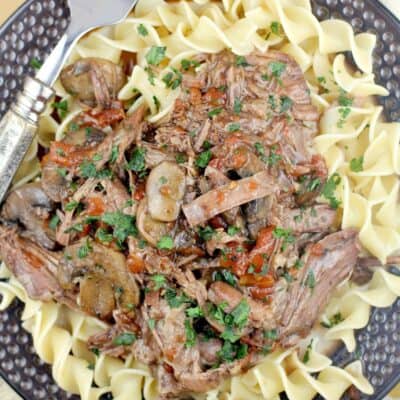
[0,47,370,399]
[1,183,56,249]
[183,170,277,226]
[279,229,360,346]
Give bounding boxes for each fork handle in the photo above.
[0,77,54,202]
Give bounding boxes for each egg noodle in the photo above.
[1,0,400,399]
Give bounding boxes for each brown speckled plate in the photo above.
[0,0,399,399]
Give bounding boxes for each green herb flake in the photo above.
[127,147,146,173]
[227,226,240,236]
[49,215,60,231]
[304,270,316,290]
[77,238,93,259]
[52,100,69,119]
[231,299,250,329]
[30,57,42,70]
[181,59,200,71]
[65,200,79,212]
[156,235,174,250]
[79,161,97,178]
[321,173,341,209]
[302,340,313,363]
[220,327,241,343]
[184,319,197,348]
[113,332,137,346]
[153,95,161,112]
[350,156,364,173]
[151,274,166,290]
[198,225,215,241]
[96,228,114,243]
[270,21,283,36]
[101,211,138,243]
[148,318,156,330]
[87,362,95,370]
[321,312,344,329]
[235,56,249,67]
[145,46,166,66]
[280,96,293,113]
[64,223,84,234]
[186,306,204,318]
[233,98,242,115]
[269,61,286,79]
[165,288,191,308]
[137,23,148,36]
[264,329,278,341]
[110,145,119,163]
[273,227,295,250]
[317,76,327,85]
[144,66,156,85]
[195,149,212,169]
[212,270,237,287]
[227,123,241,132]
[175,153,187,164]
[208,107,223,118]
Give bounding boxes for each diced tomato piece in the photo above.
[249,286,274,300]
[133,182,146,201]
[127,254,145,273]
[80,103,125,129]
[239,274,274,288]
[86,196,106,216]
[47,141,95,168]
[204,87,225,105]
[220,242,248,276]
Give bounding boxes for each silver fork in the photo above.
[0,0,137,202]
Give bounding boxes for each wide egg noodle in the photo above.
[3,0,400,399]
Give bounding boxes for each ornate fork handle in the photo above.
[0,77,54,202]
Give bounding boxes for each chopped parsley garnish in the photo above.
[218,341,248,362]
[49,215,60,230]
[321,173,341,209]
[264,329,278,341]
[270,21,283,36]
[87,363,95,370]
[212,270,237,287]
[231,300,250,329]
[148,318,156,330]
[235,55,249,67]
[304,270,316,290]
[165,288,191,308]
[113,332,137,346]
[30,57,42,70]
[151,274,166,290]
[79,161,97,178]
[52,99,69,119]
[127,147,146,174]
[184,319,197,347]
[233,97,242,114]
[294,259,304,269]
[227,123,241,132]
[321,312,344,328]
[91,348,100,356]
[110,145,119,163]
[186,306,204,318]
[227,226,240,236]
[269,61,286,79]
[208,107,223,118]
[350,156,364,172]
[307,178,321,191]
[255,143,281,166]
[64,222,84,233]
[159,176,168,185]
[283,272,294,283]
[92,153,102,162]
[181,59,200,71]
[69,122,79,132]
[144,66,156,85]
[268,94,277,110]
[145,46,166,66]
[162,67,182,89]
[302,340,313,363]
[317,76,327,85]
[77,238,93,259]
[138,239,147,249]
[175,153,187,164]
[280,96,293,113]
[195,150,212,168]
[137,24,148,36]
[95,228,113,243]
[220,327,241,343]
[153,96,160,112]
[273,227,295,250]
[101,211,138,243]
[337,90,353,127]
[65,200,80,212]
[198,225,215,241]
[156,235,174,250]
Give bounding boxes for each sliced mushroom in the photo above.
[1,183,56,249]
[146,161,186,222]
[137,198,172,247]
[58,241,140,319]
[60,58,126,108]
